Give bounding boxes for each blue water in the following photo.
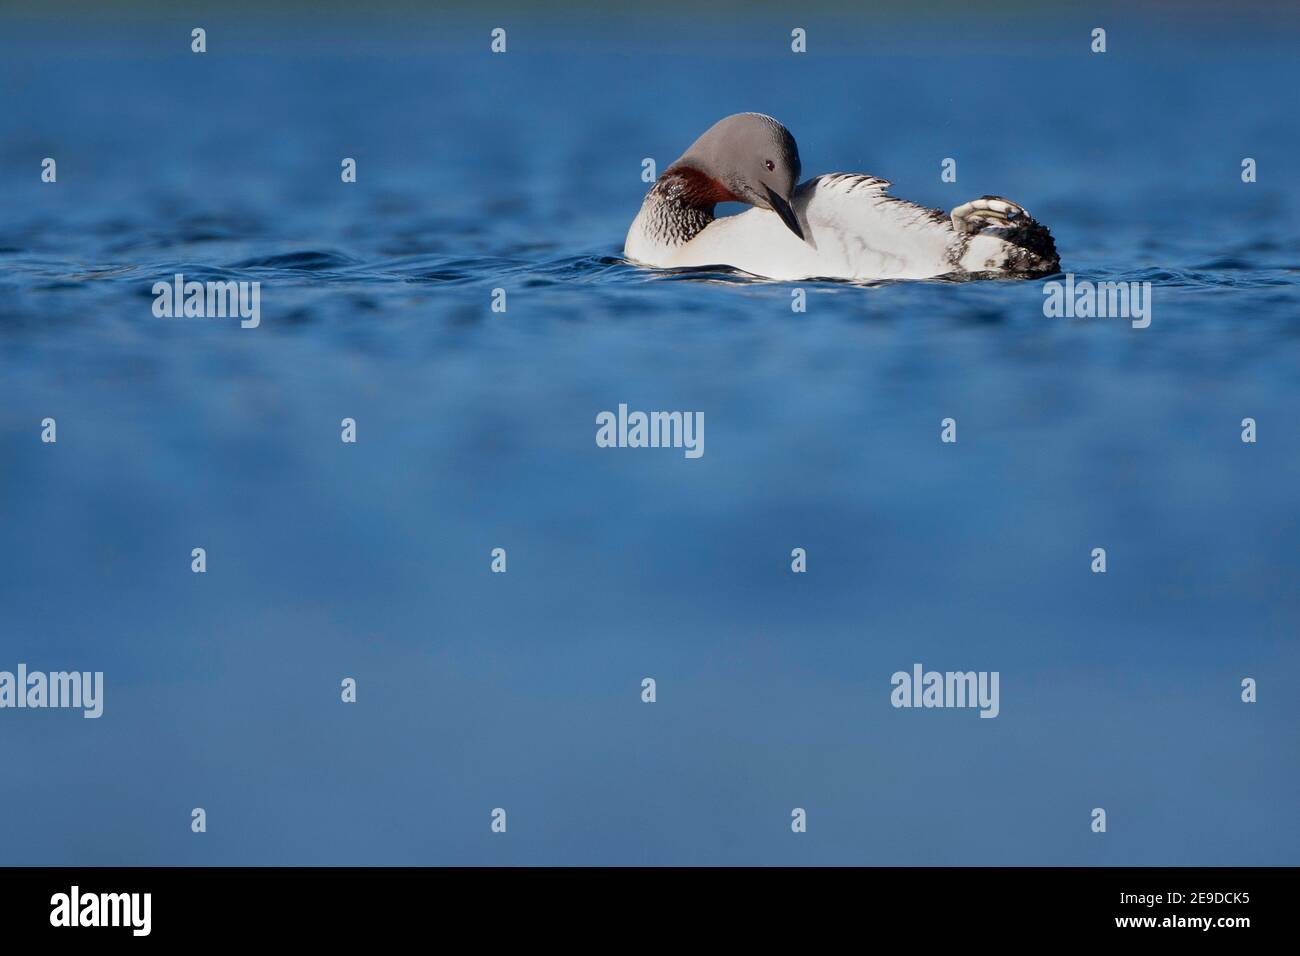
[2,6,1298,865]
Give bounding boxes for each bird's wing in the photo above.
[790,173,960,278]
[795,173,952,235]
[800,172,894,196]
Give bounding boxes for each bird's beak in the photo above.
[764,184,804,241]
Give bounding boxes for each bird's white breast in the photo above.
[626,175,967,282]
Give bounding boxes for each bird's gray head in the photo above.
[666,113,804,240]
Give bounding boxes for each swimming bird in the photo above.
[625,113,1058,281]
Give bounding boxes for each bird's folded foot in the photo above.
[951,195,1059,274]
[950,196,1027,235]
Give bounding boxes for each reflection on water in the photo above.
[1,10,1298,865]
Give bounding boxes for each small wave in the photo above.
[226,250,362,272]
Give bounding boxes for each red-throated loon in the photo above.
[625,113,1058,281]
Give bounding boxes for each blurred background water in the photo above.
[0,1,1297,865]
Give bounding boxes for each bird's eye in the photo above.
[764,160,775,171]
